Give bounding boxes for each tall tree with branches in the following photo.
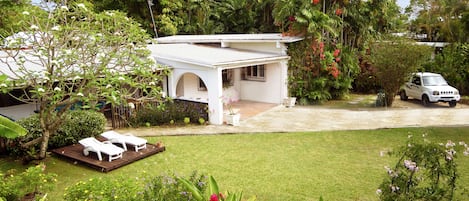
[0,2,169,159]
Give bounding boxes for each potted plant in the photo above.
[221,88,240,126]
[283,97,297,107]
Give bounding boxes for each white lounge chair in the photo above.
[100,131,147,152]
[78,137,124,162]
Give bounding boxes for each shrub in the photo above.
[9,110,106,157]
[63,176,142,201]
[142,171,207,201]
[130,100,208,127]
[353,57,380,94]
[377,134,469,200]
[0,164,56,201]
[287,39,360,104]
[178,175,257,201]
[368,39,432,106]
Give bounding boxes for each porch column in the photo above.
[206,68,224,125]
[280,60,289,99]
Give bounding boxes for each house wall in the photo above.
[239,63,283,104]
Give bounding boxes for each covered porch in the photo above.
[149,43,290,125]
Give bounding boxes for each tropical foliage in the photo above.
[406,0,469,42]
[424,43,469,94]
[0,164,56,201]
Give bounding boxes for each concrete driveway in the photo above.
[118,97,469,136]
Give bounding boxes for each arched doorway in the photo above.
[175,72,209,103]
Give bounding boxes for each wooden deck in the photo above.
[51,143,165,172]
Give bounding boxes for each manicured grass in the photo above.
[2,127,469,200]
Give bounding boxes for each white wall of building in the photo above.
[239,63,285,104]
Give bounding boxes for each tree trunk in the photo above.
[385,92,396,107]
[38,130,50,159]
[0,138,6,154]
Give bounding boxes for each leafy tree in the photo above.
[425,43,469,94]
[273,0,366,103]
[0,0,46,40]
[0,2,169,160]
[218,0,257,33]
[368,38,433,106]
[342,0,404,49]
[407,0,469,42]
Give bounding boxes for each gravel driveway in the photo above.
[118,97,469,136]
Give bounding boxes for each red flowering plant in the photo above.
[178,175,256,201]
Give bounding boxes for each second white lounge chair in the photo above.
[78,137,124,162]
[101,131,147,152]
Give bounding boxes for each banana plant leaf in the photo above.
[0,115,27,139]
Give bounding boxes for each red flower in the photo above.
[333,49,341,57]
[320,53,325,60]
[288,16,296,22]
[210,194,219,201]
[335,8,343,16]
[312,0,320,5]
[335,57,341,62]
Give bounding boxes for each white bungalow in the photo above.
[149,34,303,125]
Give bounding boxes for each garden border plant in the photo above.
[129,99,208,127]
[0,164,56,201]
[377,133,469,200]
[8,110,106,160]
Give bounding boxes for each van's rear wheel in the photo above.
[449,101,457,107]
[422,95,430,107]
[399,90,408,101]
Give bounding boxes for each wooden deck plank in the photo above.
[51,143,165,172]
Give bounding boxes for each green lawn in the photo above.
[2,127,469,201]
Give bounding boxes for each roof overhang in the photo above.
[148,44,290,69]
[156,33,303,44]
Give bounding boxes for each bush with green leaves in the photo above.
[0,164,56,201]
[368,39,433,106]
[130,100,208,127]
[63,176,142,201]
[424,43,469,95]
[287,39,360,104]
[377,134,469,200]
[63,171,252,201]
[142,171,207,201]
[178,175,256,201]
[9,110,106,157]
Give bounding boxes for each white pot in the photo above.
[283,97,297,107]
[224,113,241,126]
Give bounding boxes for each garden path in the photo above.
[117,97,469,136]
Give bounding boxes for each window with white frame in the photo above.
[242,65,265,81]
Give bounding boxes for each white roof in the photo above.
[415,42,450,48]
[156,33,303,44]
[148,44,290,69]
[0,50,45,80]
